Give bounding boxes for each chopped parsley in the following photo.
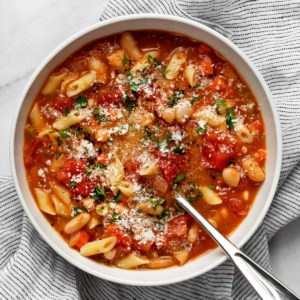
[57,138,63,146]
[113,191,123,203]
[122,53,128,66]
[167,89,184,107]
[69,181,76,188]
[120,96,127,103]
[56,152,62,160]
[173,146,185,154]
[110,85,115,91]
[226,107,236,129]
[215,99,226,115]
[172,173,186,185]
[85,168,93,175]
[191,96,201,105]
[58,128,71,138]
[94,108,108,122]
[93,162,107,170]
[125,69,132,77]
[188,192,202,203]
[192,84,201,89]
[196,125,207,135]
[74,95,87,109]
[129,82,140,92]
[158,209,167,221]
[75,128,82,136]
[145,126,159,142]
[92,187,106,202]
[110,212,121,223]
[72,207,83,217]
[147,55,163,67]
[147,198,165,209]
[208,184,216,190]
[126,101,136,112]
[65,107,70,116]
[166,132,173,143]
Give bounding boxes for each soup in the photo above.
[24,31,266,269]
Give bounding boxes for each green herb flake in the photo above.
[113,191,123,203]
[147,55,163,67]
[173,146,185,155]
[167,89,184,107]
[58,128,71,138]
[122,53,128,66]
[56,152,62,159]
[215,99,226,115]
[72,207,83,217]
[145,126,159,142]
[158,209,167,221]
[191,96,201,106]
[92,187,106,202]
[65,107,70,116]
[188,192,202,203]
[166,132,173,143]
[74,95,87,109]
[85,168,93,175]
[208,184,216,190]
[129,82,140,92]
[110,212,121,223]
[93,107,100,116]
[93,162,107,170]
[147,198,165,209]
[110,85,115,91]
[120,96,127,103]
[192,84,201,89]
[125,69,132,77]
[75,128,82,136]
[69,181,76,188]
[172,173,186,185]
[226,107,236,129]
[196,125,207,135]
[126,101,136,112]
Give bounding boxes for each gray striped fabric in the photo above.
[1,0,300,299]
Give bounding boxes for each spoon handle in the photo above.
[175,193,300,300]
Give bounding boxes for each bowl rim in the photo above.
[10,13,282,286]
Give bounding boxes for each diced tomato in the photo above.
[105,223,132,249]
[54,95,70,113]
[56,158,95,197]
[24,138,41,167]
[169,152,189,173]
[133,239,153,252]
[96,154,107,164]
[210,76,227,91]
[256,149,267,162]
[74,230,90,250]
[159,159,177,183]
[62,158,86,173]
[228,198,249,218]
[167,215,191,237]
[98,86,123,105]
[202,132,240,170]
[197,44,213,55]
[249,120,263,135]
[199,56,214,75]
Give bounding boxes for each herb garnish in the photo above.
[226,107,236,129]
[172,173,186,185]
[173,146,185,154]
[147,198,165,209]
[65,107,70,116]
[145,126,159,142]
[196,125,207,135]
[113,191,123,203]
[191,96,201,106]
[92,187,106,202]
[58,128,71,138]
[147,55,163,67]
[74,95,87,109]
[215,99,226,115]
[208,184,216,190]
[110,212,121,223]
[122,53,128,66]
[167,89,184,107]
[69,181,76,188]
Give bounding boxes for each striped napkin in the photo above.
[1,1,300,299]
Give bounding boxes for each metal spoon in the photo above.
[175,193,300,300]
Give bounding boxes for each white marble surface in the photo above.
[1,0,300,295]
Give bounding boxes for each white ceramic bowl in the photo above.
[10,14,282,286]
